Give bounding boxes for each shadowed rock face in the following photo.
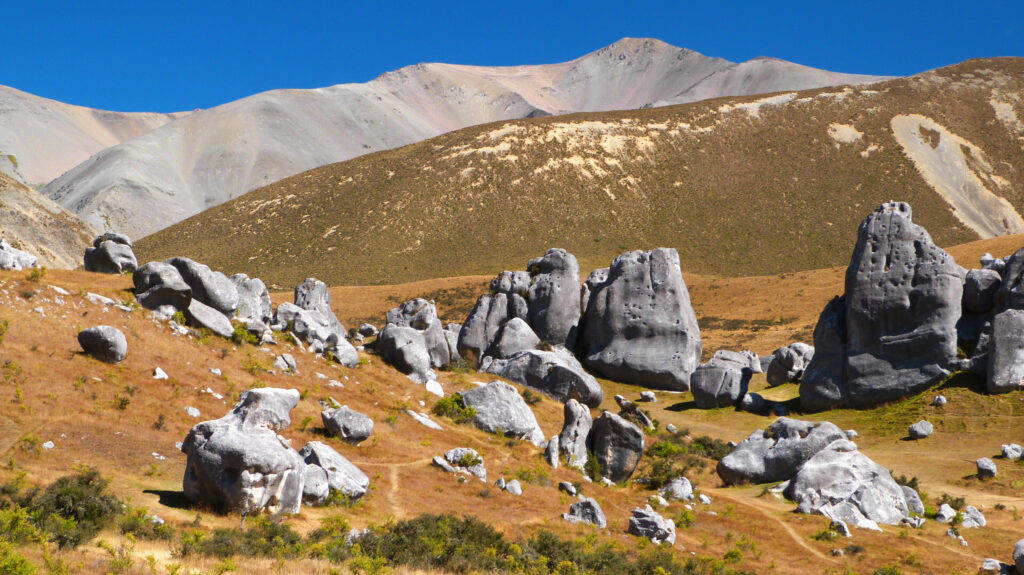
[801,202,965,410]
[589,412,645,483]
[527,248,581,349]
[580,248,702,391]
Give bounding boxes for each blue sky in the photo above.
[3,1,1021,112]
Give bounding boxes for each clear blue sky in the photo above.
[3,0,1021,113]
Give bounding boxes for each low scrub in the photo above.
[432,395,477,424]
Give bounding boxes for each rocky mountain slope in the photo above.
[0,85,184,188]
[0,171,97,268]
[40,38,886,237]
[136,58,1024,287]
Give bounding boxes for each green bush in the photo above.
[432,395,477,424]
[19,467,122,548]
[0,541,35,575]
[118,507,173,541]
[231,324,260,346]
[356,514,511,574]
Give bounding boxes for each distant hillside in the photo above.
[136,58,1024,287]
[0,85,184,188]
[42,38,886,238]
[0,172,97,269]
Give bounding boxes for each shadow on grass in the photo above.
[935,370,986,393]
[143,489,192,511]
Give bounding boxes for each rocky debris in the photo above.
[559,399,592,469]
[639,391,656,402]
[589,412,644,483]
[386,298,451,367]
[908,420,933,440]
[933,395,947,407]
[273,354,298,374]
[580,248,702,390]
[562,497,607,528]
[166,257,239,316]
[800,202,965,410]
[978,458,998,479]
[0,238,37,270]
[153,367,168,380]
[84,233,137,274]
[901,516,926,528]
[294,278,344,333]
[649,494,668,507]
[442,448,486,481]
[628,505,676,545]
[358,323,378,338]
[964,268,1002,313]
[527,248,582,349]
[698,493,712,505]
[482,347,603,407]
[659,477,694,501]
[558,481,576,496]
[181,389,305,514]
[490,317,541,359]
[962,505,987,528]
[902,486,925,516]
[690,350,753,408]
[458,381,545,445]
[988,309,1024,394]
[830,520,851,538]
[185,406,201,418]
[231,274,272,324]
[377,325,435,383]
[298,441,370,500]
[1003,444,1023,460]
[78,326,127,363]
[936,504,957,523]
[717,418,846,485]
[133,261,192,311]
[766,343,815,386]
[321,406,374,445]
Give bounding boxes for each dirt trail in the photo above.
[708,489,836,563]
[355,458,434,518]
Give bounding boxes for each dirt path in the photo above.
[355,457,434,518]
[709,489,837,563]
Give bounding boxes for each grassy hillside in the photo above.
[2,234,1024,572]
[0,171,97,269]
[136,58,1024,287]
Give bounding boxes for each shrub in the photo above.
[118,507,173,541]
[432,395,477,424]
[171,311,187,325]
[0,319,8,345]
[0,541,35,575]
[936,494,965,511]
[521,388,543,406]
[27,467,122,548]
[356,515,511,574]
[25,267,46,283]
[231,324,260,346]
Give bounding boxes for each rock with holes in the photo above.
[628,505,675,545]
[321,406,374,445]
[458,381,545,445]
[0,239,36,270]
[377,325,435,383]
[134,261,192,311]
[181,388,305,514]
[717,418,847,485]
[766,343,815,386]
[562,497,607,528]
[84,235,137,274]
[964,268,1002,314]
[490,317,541,359]
[490,270,532,295]
[988,309,1024,394]
[580,248,702,391]
[785,440,909,529]
[78,326,128,363]
[800,202,965,410]
[299,441,370,500]
[482,346,603,407]
[527,248,582,349]
[589,412,645,483]
[166,257,239,316]
[690,351,753,408]
[231,274,272,324]
[386,298,450,368]
[559,399,592,468]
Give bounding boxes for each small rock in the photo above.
[321,406,374,444]
[962,505,986,528]
[443,448,486,481]
[1003,444,1024,460]
[358,323,378,337]
[639,391,656,402]
[504,479,523,496]
[698,494,711,505]
[209,368,222,376]
[845,429,858,439]
[185,406,201,418]
[932,395,947,407]
[562,497,607,528]
[665,424,677,434]
[153,367,169,380]
[558,481,577,496]
[42,441,55,450]
[936,503,956,523]
[407,410,442,430]
[649,495,669,507]
[660,477,694,501]
[979,558,1003,573]
[627,505,676,545]
[425,380,444,397]
[978,458,998,479]
[273,354,298,374]
[908,420,933,440]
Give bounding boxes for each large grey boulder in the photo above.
[386,298,450,368]
[988,309,1024,394]
[996,248,1024,313]
[299,441,370,500]
[458,292,511,367]
[78,326,127,363]
[0,239,36,270]
[785,441,909,529]
[902,486,925,516]
[377,325,435,383]
[181,388,305,514]
[231,274,272,324]
[977,458,998,479]
[800,202,965,410]
[490,317,540,359]
[187,298,235,339]
[321,406,374,445]
[628,505,676,545]
[482,346,603,407]
[717,418,847,485]
[490,270,531,295]
[964,268,1002,314]
[559,399,592,468]
[166,257,239,316]
[589,412,644,483]
[458,381,545,445]
[302,464,330,505]
[294,278,346,337]
[659,477,694,501]
[766,343,815,386]
[527,248,581,349]
[690,351,752,408]
[84,237,137,274]
[908,420,933,440]
[562,497,607,528]
[133,261,192,311]
[580,248,702,391]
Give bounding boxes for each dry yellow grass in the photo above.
[1,233,1023,573]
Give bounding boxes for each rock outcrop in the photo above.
[579,248,701,390]
[717,418,846,485]
[377,325,435,383]
[526,248,582,349]
[0,238,37,270]
[385,298,451,368]
[690,350,753,408]
[766,343,814,386]
[84,233,136,274]
[133,261,192,311]
[800,203,965,410]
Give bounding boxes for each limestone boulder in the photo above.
[166,257,239,316]
[490,317,540,359]
[562,497,607,528]
[717,418,846,485]
[299,441,370,500]
[988,309,1024,394]
[84,239,137,274]
[0,239,37,270]
[231,274,272,324]
[386,298,450,368]
[482,347,603,408]
[558,399,592,468]
[589,412,644,483]
[527,248,581,349]
[628,505,675,545]
[321,406,374,445]
[377,325,435,383]
[964,268,1002,313]
[690,351,752,408]
[78,326,127,363]
[458,381,545,445]
[133,261,192,311]
[766,343,815,386]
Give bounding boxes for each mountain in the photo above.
[135,58,1024,287]
[40,38,887,238]
[0,85,185,188]
[0,171,97,268]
